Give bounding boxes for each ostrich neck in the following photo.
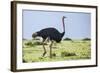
[62,18,65,33]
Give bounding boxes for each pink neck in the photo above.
[62,17,65,32]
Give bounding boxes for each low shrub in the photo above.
[25,41,47,47]
[23,59,27,63]
[52,53,56,57]
[33,42,47,45]
[61,51,76,57]
[25,41,34,47]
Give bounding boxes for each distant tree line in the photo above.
[63,37,91,41]
[82,38,91,41]
[63,37,72,41]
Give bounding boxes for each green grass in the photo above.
[22,40,91,63]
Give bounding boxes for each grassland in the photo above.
[22,39,91,63]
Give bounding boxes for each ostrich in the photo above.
[32,16,66,58]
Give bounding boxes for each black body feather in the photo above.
[36,28,65,43]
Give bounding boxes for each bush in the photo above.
[25,41,47,47]
[25,41,33,46]
[23,38,27,40]
[52,53,56,57]
[23,59,27,63]
[33,42,47,45]
[61,51,76,57]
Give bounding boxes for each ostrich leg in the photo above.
[49,40,53,58]
[42,40,47,57]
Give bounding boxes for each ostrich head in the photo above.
[32,32,38,38]
[63,16,66,19]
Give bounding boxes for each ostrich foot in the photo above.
[42,51,46,57]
